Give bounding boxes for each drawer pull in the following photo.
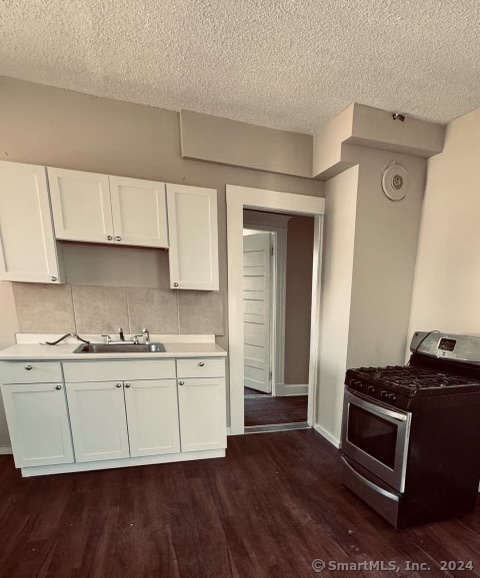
[24,364,32,371]
[55,384,62,390]
[198,362,205,367]
[178,381,184,386]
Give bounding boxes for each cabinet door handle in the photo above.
[24,364,32,371]
[125,383,131,388]
[116,383,122,388]
[173,282,179,288]
[115,236,122,242]
[55,384,62,390]
[198,362,205,367]
[178,381,184,386]
[50,276,57,282]
[107,235,113,241]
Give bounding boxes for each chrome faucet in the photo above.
[118,327,125,342]
[142,328,150,345]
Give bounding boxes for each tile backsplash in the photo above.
[12,283,224,336]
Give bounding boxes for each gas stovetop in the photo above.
[345,332,480,408]
[345,362,480,409]
[349,364,480,392]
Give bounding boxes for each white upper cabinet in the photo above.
[48,169,169,249]
[0,161,63,283]
[166,184,219,290]
[48,167,114,244]
[109,176,168,248]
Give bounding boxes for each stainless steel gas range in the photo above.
[341,331,480,528]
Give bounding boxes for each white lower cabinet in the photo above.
[65,380,130,462]
[124,379,180,457]
[177,377,227,452]
[1,382,74,468]
[1,356,227,476]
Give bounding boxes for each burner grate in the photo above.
[354,365,480,391]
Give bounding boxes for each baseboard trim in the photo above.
[275,383,308,396]
[0,446,12,455]
[245,422,310,434]
[313,424,341,449]
[20,448,226,477]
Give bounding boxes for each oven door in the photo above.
[341,390,411,493]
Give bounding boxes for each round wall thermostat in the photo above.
[382,163,408,202]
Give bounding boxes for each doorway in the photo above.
[242,213,315,429]
[227,185,325,435]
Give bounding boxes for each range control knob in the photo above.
[381,391,389,399]
[388,393,397,403]
[357,381,364,389]
[367,385,375,394]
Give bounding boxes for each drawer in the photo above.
[63,359,176,382]
[0,361,63,384]
[176,357,225,378]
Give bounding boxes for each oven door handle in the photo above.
[346,391,408,422]
[341,457,400,501]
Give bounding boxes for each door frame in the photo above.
[227,185,325,435]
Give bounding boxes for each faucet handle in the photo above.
[142,327,150,344]
[101,334,112,345]
[118,327,125,341]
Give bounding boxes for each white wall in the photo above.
[316,166,358,444]
[408,108,480,339]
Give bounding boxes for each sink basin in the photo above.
[74,343,166,354]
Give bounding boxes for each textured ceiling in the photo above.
[2,0,480,134]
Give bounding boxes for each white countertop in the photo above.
[0,334,227,361]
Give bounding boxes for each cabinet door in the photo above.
[177,377,226,452]
[109,176,168,248]
[0,161,62,283]
[1,382,74,468]
[48,167,113,243]
[124,379,180,457]
[65,380,129,462]
[166,184,219,290]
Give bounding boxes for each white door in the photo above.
[48,167,114,244]
[1,382,74,468]
[177,378,227,452]
[0,162,62,283]
[123,379,180,457]
[66,380,130,462]
[109,176,169,248]
[243,233,272,393]
[166,184,219,290]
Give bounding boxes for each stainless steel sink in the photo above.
[74,343,166,354]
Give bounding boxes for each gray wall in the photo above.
[0,77,323,354]
[0,77,323,447]
[284,216,314,384]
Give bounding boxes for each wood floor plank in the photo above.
[0,430,479,577]
[244,395,308,425]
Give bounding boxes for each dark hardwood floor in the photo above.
[0,430,479,577]
[244,395,308,426]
